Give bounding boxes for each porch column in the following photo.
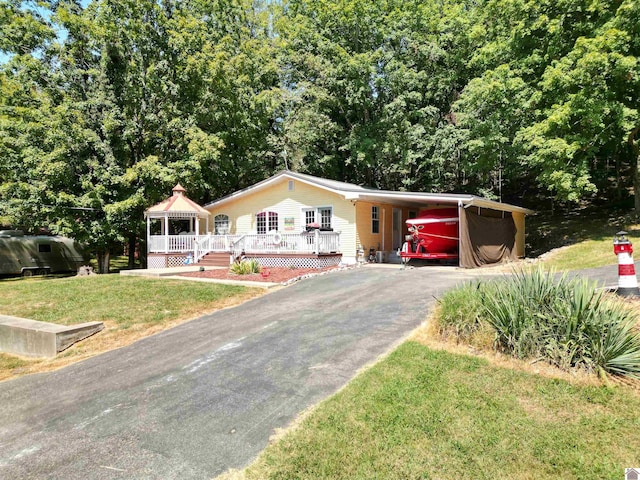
[146,215,151,253]
[164,215,169,253]
[314,229,320,254]
[382,207,386,251]
[195,217,200,235]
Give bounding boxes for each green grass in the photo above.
[0,275,261,379]
[527,206,640,271]
[0,354,28,372]
[541,237,631,271]
[0,275,251,328]
[239,343,640,480]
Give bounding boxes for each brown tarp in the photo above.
[459,207,517,268]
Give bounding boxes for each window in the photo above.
[304,209,315,227]
[302,207,332,229]
[257,211,278,234]
[214,214,230,235]
[288,180,295,191]
[319,207,332,229]
[372,206,380,234]
[38,244,51,253]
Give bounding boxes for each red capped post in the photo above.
[614,231,640,297]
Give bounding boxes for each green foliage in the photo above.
[230,259,261,275]
[278,0,479,191]
[0,0,281,269]
[2,0,640,264]
[439,268,640,379]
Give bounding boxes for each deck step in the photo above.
[197,252,230,267]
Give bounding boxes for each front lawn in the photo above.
[234,342,640,480]
[0,275,262,380]
[527,207,640,271]
[541,237,626,271]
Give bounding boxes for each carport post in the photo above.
[457,200,463,267]
[382,208,386,251]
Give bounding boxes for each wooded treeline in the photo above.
[1,0,639,267]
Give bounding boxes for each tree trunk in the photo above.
[138,237,148,269]
[128,235,136,269]
[97,251,111,274]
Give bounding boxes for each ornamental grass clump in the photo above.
[438,282,486,342]
[439,267,640,379]
[230,259,261,275]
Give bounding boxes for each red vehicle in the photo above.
[400,208,459,262]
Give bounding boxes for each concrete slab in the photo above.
[0,315,104,358]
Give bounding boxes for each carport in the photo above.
[350,190,534,268]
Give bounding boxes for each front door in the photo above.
[392,208,403,250]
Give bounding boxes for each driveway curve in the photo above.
[0,265,480,479]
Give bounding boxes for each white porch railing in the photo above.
[149,234,241,255]
[149,232,340,258]
[233,231,340,254]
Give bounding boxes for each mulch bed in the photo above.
[178,266,340,284]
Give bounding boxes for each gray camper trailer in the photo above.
[0,230,87,276]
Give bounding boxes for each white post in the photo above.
[314,229,320,254]
[382,207,386,251]
[195,217,200,235]
[164,216,169,253]
[146,215,151,253]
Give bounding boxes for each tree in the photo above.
[1,0,282,271]
[515,2,639,205]
[278,0,479,191]
[453,65,536,200]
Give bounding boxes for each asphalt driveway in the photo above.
[570,261,640,287]
[0,265,481,479]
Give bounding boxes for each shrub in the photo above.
[437,267,640,379]
[479,268,558,359]
[586,301,640,379]
[230,259,261,275]
[438,282,485,342]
